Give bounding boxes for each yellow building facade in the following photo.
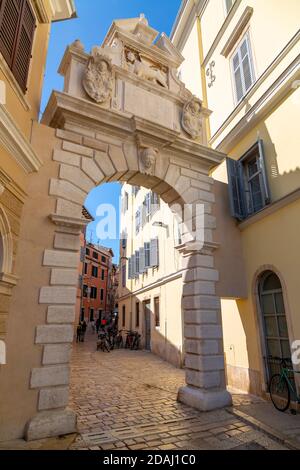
[118,184,184,367]
[172,0,300,396]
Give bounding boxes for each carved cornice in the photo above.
[49,213,90,231]
[31,0,52,23]
[0,105,42,173]
[42,91,225,170]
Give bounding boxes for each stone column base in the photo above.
[25,409,77,441]
[178,385,232,411]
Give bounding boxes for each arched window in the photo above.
[259,271,291,379]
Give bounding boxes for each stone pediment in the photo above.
[55,16,212,146]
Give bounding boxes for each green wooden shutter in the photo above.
[11,0,36,92]
[226,157,246,220]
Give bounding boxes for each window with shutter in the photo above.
[135,250,140,275]
[144,242,150,268]
[139,246,145,273]
[131,253,136,278]
[231,32,255,104]
[128,257,132,279]
[226,140,270,220]
[0,0,35,92]
[150,238,159,267]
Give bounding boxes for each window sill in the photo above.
[0,53,31,112]
[238,188,300,230]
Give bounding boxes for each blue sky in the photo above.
[42,0,181,262]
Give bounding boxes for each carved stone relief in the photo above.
[125,47,168,88]
[82,49,114,104]
[181,98,203,140]
[140,147,158,175]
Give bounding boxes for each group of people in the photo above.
[76,316,116,343]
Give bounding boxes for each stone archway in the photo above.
[0,17,232,442]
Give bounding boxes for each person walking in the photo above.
[81,320,87,342]
[96,317,100,334]
[76,323,82,343]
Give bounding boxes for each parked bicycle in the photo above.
[269,356,300,412]
[114,330,124,349]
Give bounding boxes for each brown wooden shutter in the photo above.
[11,0,36,92]
[0,0,23,68]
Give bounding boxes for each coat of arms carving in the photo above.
[181,98,203,140]
[83,49,114,104]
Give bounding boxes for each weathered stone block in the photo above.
[184,324,222,340]
[185,339,219,355]
[185,369,221,389]
[62,141,93,157]
[83,137,108,152]
[47,306,75,324]
[182,295,221,310]
[56,198,83,219]
[184,310,218,324]
[39,287,76,305]
[50,269,78,286]
[53,149,80,167]
[185,353,225,371]
[54,232,80,251]
[38,387,69,410]
[183,267,219,283]
[49,179,87,205]
[30,365,70,388]
[43,250,79,268]
[94,150,115,176]
[181,254,214,270]
[81,157,104,184]
[182,281,215,296]
[36,325,74,344]
[59,164,94,193]
[26,409,77,441]
[43,344,72,365]
[64,122,95,138]
[56,129,82,144]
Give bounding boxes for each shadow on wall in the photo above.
[118,291,184,370]
[213,115,300,397]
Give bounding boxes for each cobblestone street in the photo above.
[69,333,288,451]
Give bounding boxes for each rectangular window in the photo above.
[144,242,150,268]
[122,264,126,288]
[101,256,106,263]
[136,302,140,328]
[231,32,255,103]
[121,231,127,250]
[135,209,141,235]
[86,248,90,256]
[226,140,270,220]
[101,269,105,281]
[83,285,88,297]
[100,289,104,301]
[145,193,151,221]
[93,251,98,260]
[90,308,94,321]
[151,193,160,215]
[81,308,85,321]
[122,305,126,327]
[150,238,159,267]
[154,297,160,327]
[84,263,88,275]
[122,192,129,212]
[135,250,140,275]
[133,186,140,196]
[90,287,97,299]
[225,0,234,15]
[0,0,36,92]
[92,266,98,278]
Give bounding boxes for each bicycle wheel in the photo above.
[269,374,290,412]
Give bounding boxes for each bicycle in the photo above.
[96,330,111,353]
[269,356,300,412]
